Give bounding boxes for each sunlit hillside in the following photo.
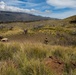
[0,15,76,75]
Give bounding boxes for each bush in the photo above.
[24,47,48,60]
[13,51,56,75]
[0,43,20,60]
[20,59,55,75]
[0,61,21,75]
[51,48,65,60]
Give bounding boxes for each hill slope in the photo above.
[0,11,52,23]
[63,15,76,24]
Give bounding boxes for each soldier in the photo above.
[44,38,48,44]
[24,29,28,34]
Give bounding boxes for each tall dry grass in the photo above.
[0,42,76,75]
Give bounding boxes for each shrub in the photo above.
[13,51,56,75]
[20,59,55,75]
[63,62,72,75]
[71,69,76,75]
[24,47,48,60]
[51,48,64,60]
[0,61,21,75]
[0,43,20,60]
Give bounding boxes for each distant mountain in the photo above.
[0,11,53,23]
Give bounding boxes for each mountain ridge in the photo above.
[0,11,56,23]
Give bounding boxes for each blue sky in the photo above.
[0,0,76,19]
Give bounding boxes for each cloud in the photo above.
[0,1,34,13]
[0,1,23,12]
[0,1,5,9]
[46,0,76,9]
[0,0,25,7]
[44,10,76,19]
[0,1,51,15]
[0,1,76,19]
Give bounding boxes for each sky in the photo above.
[0,0,76,19]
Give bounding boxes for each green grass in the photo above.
[0,42,76,75]
[24,46,48,60]
[0,43,20,60]
[0,42,57,75]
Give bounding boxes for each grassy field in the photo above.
[0,20,76,46]
[0,42,76,75]
[0,17,76,75]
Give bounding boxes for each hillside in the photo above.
[63,15,76,24]
[0,14,76,75]
[0,15,76,45]
[64,15,76,21]
[0,11,52,23]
